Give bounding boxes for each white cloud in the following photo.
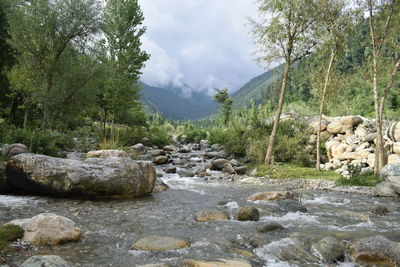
[138,0,263,95]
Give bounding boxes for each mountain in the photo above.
[232,64,282,107]
[139,82,216,120]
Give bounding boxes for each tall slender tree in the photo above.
[250,0,320,166]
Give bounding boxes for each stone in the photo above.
[387,176,400,193]
[379,163,400,179]
[386,122,400,142]
[372,206,389,215]
[367,154,375,167]
[140,154,153,161]
[6,213,81,246]
[173,159,188,165]
[131,143,147,154]
[363,132,378,143]
[211,159,229,170]
[86,149,129,158]
[178,146,191,153]
[345,135,360,145]
[312,237,344,263]
[137,264,170,267]
[373,182,398,197]
[153,156,169,165]
[326,141,349,161]
[195,210,229,222]
[20,255,74,267]
[237,206,259,221]
[337,151,371,161]
[340,116,363,127]
[248,191,299,201]
[311,120,328,133]
[200,140,209,149]
[204,152,219,159]
[177,169,195,177]
[393,142,400,155]
[355,126,368,139]
[181,259,251,267]
[320,131,332,139]
[229,159,240,167]
[153,178,169,192]
[234,166,247,175]
[2,143,28,157]
[327,121,344,134]
[257,223,285,232]
[222,163,235,174]
[163,145,176,152]
[388,154,400,164]
[131,235,190,252]
[348,235,400,266]
[6,154,156,199]
[150,149,166,157]
[278,199,308,213]
[211,144,221,151]
[164,166,177,174]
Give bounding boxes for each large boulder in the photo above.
[149,149,166,157]
[211,159,229,170]
[131,143,147,154]
[373,181,398,197]
[6,154,156,199]
[312,237,344,263]
[248,191,299,201]
[340,116,363,127]
[6,213,81,246]
[131,235,190,251]
[348,235,400,266]
[153,178,169,193]
[387,122,400,142]
[379,163,400,179]
[310,120,329,133]
[21,255,74,267]
[86,149,129,158]
[153,156,169,165]
[195,210,229,222]
[326,141,349,161]
[237,206,259,221]
[388,154,400,164]
[2,143,28,157]
[181,259,251,267]
[327,122,344,134]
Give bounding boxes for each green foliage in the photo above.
[336,165,381,186]
[147,126,174,148]
[0,224,24,250]
[178,127,208,143]
[214,88,233,125]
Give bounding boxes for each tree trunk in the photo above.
[316,48,336,171]
[265,61,291,166]
[23,106,29,128]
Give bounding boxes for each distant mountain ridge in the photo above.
[139,81,216,120]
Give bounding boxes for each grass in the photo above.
[253,163,342,180]
[336,174,382,187]
[0,224,24,250]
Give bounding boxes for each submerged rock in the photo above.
[131,235,190,251]
[248,191,299,201]
[257,223,285,232]
[348,235,400,266]
[6,154,156,199]
[372,206,389,215]
[6,213,81,246]
[237,206,259,221]
[177,169,195,177]
[20,255,74,267]
[153,178,169,193]
[164,166,177,173]
[195,210,229,222]
[181,259,251,267]
[312,236,344,263]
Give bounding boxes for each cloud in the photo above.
[138,0,263,95]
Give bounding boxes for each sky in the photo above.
[138,0,264,97]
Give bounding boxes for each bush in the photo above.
[209,127,246,157]
[336,165,381,186]
[147,126,174,148]
[0,225,24,250]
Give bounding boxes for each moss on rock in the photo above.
[0,224,24,249]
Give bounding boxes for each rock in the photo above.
[327,121,344,134]
[257,223,285,232]
[373,181,398,197]
[326,141,349,161]
[178,146,191,153]
[372,206,389,215]
[393,142,400,155]
[131,143,147,154]
[211,144,221,151]
[200,140,209,149]
[388,154,400,164]
[248,191,299,201]
[181,259,251,267]
[348,235,400,266]
[177,169,195,177]
[222,163,235,174]
[131,235,190,252]
[379,163,400,179]
[355,126,368,139]
[340,116,363,127]
[164,166,177,173]
[237,206,259,221]
[387,122,400,142]
[217,150,229,159]
[337,151,371,161]
[195,210,229,222]
[137,264,170,267]
[312,237,344,263]
[229,159,240,166]
[279,199,308,213]
[234,166,247,175]
[2,143,28,157]
[163,145,176,152]
[363,132,378,143]
[387,176,400,192]
[150,149,166,157]
[204,152,219,159]
[153,156,169,165]
[320,130,332,139]
[345,135,360,145]
[173,159,188,165]
[86,149,129,158]
[311,120,328,133]
[153,178,169,192]
[6,154,156,199]
[140,154,153,161]
[20,255,74,267]
[211,159,229,170]
[6,213,81,246]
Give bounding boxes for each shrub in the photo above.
[209,127,246,157]
[147,126,174,148]
[0,225,24,250]
[336,165,381,186]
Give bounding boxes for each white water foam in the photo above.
[0,195,42,207]
[303,195,350,206]
[260,212,319,224]
[254,238,299,267]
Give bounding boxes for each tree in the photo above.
[250,0,319,166]
[214,88,233,125]
[366,0,400,173]
[314,0,353,171]
[97,0,149,141]
[7,0,100,129]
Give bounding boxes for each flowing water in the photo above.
[1,150,400,266]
